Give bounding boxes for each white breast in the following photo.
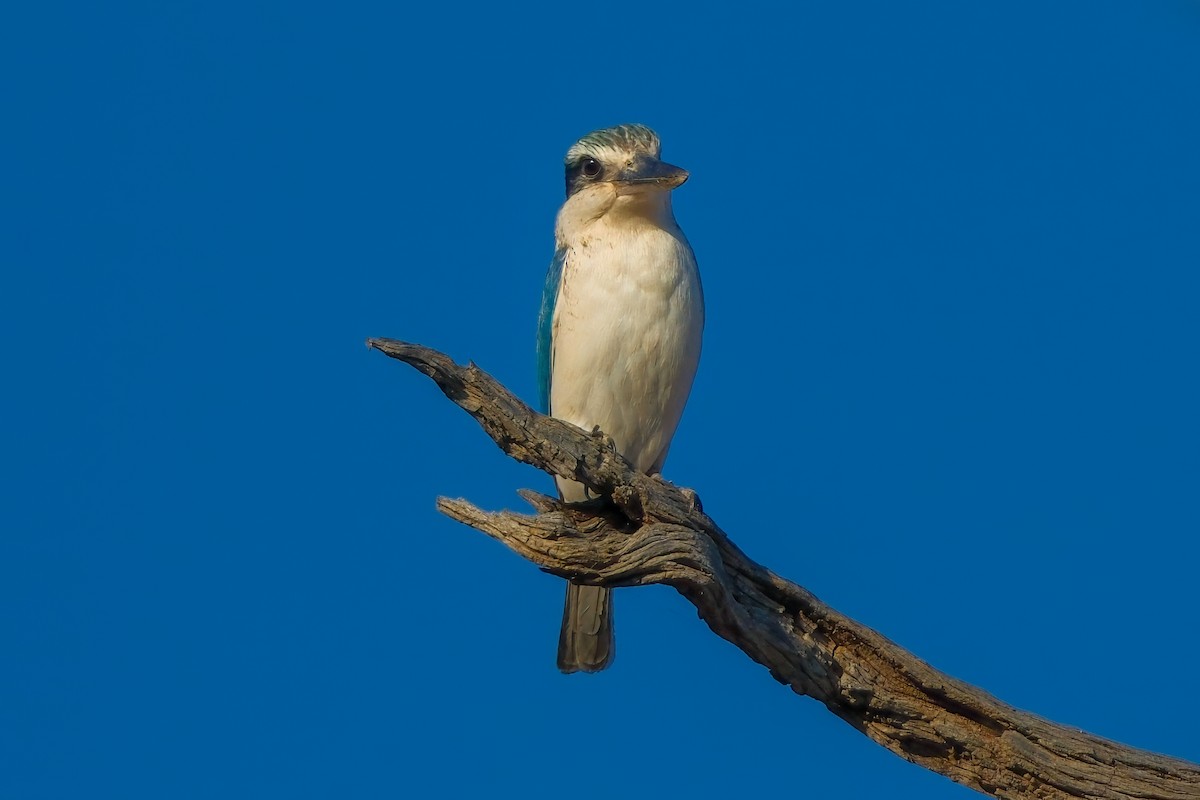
[550,210,704,487]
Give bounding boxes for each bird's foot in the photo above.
[560,495,614,513]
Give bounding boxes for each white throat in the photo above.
[555,184,678,247]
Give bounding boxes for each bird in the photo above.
[536,124,704,673]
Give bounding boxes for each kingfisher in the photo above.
[536,124,704,673]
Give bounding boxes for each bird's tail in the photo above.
[557,582,614,673]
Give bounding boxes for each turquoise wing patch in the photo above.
[536,249,566,414]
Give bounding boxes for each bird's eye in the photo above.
[581,158,601,178]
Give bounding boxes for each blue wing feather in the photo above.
[536,248,567,414]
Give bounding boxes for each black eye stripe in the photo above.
[564,156,605,197]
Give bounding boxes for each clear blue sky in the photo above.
[4,2,1199,798]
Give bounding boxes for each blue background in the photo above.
[5,2,1199,798]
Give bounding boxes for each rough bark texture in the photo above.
[368,337,1200,800]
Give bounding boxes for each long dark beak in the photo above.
[615,155,689,189]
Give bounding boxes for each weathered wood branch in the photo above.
[368,337,1200,800]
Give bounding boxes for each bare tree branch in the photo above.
[368,337,1200,800]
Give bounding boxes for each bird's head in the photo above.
[556,124,687,236]
[563,124,688,200]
